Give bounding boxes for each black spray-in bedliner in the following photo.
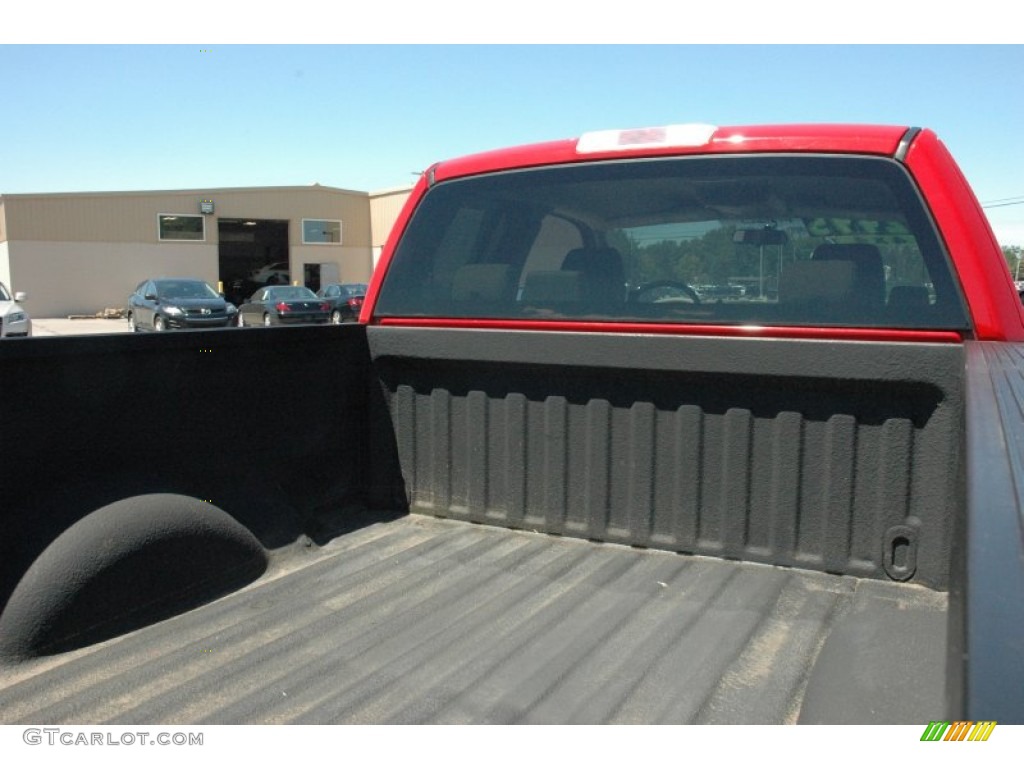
[369,327,965,589]
[0,514,946,725]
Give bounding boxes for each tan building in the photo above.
[0,184,412,317]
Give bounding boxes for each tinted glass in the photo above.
[303,220,342,244]
[156,280,219,299]
[375,155,970,331]
[267,287,318,301]
[158,215,204,241]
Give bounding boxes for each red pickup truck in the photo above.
[0,123,1021,724]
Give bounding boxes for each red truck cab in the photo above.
[364,123,1024,343]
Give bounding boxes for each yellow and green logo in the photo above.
[920,721,996,741]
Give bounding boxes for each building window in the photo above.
[158,214,205,241]
[302,219,342,244]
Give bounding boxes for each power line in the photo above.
[981,195,1024,208]
[982,195,1024,204]
[983,200,1024,209]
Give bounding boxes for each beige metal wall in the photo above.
[4,192,208,243]
[369,187,413,247]
[9,241,219,317]
[369,186,413,271]
[1,186,373,246]
[0,243,11,290]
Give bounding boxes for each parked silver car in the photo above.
[0,281,31,338]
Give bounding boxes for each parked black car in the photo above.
[237,285,331,327]
[316,282,368,324]
[128,278,237,332]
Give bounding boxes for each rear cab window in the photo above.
[373,155,971,332]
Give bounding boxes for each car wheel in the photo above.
[128,313,138,332]
[154,315,166,332]
[330,309,342,325]
[263,313,272,327]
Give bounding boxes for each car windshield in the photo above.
[267,287,317,301]
[342,284,368,296]
[0,284,10,302]
[375,155,972,331]
[157,280,219,300]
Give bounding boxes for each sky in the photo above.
[2,31,1024,245]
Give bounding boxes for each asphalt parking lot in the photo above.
[30,318,134,336]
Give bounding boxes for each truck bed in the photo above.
[0,512,947,725]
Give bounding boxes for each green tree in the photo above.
[1001,245,1023,279]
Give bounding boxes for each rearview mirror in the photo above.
[733,228,788,246]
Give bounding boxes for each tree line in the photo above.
[1003,245,1024,280]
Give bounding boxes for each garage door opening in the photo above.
[219,219,289,306]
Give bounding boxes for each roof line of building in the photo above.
[0,183,387,200]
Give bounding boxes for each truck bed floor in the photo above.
[0,514,947,725]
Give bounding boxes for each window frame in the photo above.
[157,213,206,242]
[301,218,343,245]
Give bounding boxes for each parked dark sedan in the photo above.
[316,282,367,324]
[237,285,331,327]
[128,278,237,331]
